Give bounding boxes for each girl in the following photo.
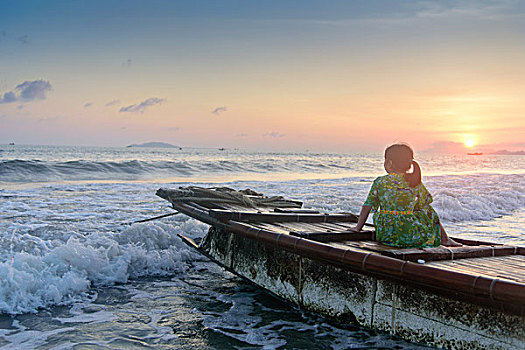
[353,143,460,247]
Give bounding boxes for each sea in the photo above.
[0,144,523,349]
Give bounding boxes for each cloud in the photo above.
[212,106,228,115]
[168,127,180,132]
[84,102,93,108]
[263,131,285,138]
[411,0,521,20]
[236,133,248,137]
[105,99,120,107]
[0,80,52,104]
[1,91,17,103]
[122,58,132,68]
[17,35,28,44]
[119,97,165,113]
[38,116,59,124]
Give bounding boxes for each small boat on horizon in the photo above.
[156,186,524,350]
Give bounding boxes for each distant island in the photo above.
[467,150,525,155]
[127,142,180,148]
[490,149,525,156]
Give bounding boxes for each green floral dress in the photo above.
[364,173,441,248]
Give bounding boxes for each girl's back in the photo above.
[367,174,432,212]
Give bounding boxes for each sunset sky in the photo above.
[1,0,524,152]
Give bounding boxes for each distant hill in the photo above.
[127,142,180,148]
[490,149,525,155]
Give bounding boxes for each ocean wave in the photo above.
[427,174,525,223]
[0,221,207,314]
[0,158,367,183]
[2,149,524,183]
[0,159,196,182]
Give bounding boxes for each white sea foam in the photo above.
[428,174,524,223]
[55,309,117,324]
[0,319,75,350]
[0,220,203,314]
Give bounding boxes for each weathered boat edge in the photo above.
[199,226,524,350]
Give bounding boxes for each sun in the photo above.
[464,138,476,148]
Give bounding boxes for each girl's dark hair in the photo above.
[384,143,421,188]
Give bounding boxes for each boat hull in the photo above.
[199,226,524,350]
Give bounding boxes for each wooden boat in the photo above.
[156,186,524,350]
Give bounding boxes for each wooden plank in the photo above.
[268,220,375,242]
[430,266,520,283]
[428,256,525,283]
[452,237,503,246]
[357,241,403,252]
[249,222,291,235]
[455,256,525,269]
[430,265,524,284]
[219,203,260,212]
[256,221,323,235]
[330,241,374,253]
[502,255,525,263]
[449,262,525,276]
[186,201,218,212]
[288,221,353,235]
[209,209,358,223]
[329,221,354,230]
[309,221,366,233]
[445,262,522,276]
[289,230,373,242]
[274,208,320,214]
[315,222,347,232]
[382,245,519,262]
[276,221,324,232]
[342,241,366,248]
[432,255,525,268]
[252,220,374,242]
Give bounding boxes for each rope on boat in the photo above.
[157,186,302,209]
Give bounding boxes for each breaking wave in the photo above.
[0,159,225,182]
[0,221,207,314]
[429,174,525,223]
[0,158,316,182]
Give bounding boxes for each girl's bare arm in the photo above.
[353,205,372,232]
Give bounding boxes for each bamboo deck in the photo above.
[156,187,525,315]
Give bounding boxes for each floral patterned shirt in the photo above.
[364,173,441,248]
